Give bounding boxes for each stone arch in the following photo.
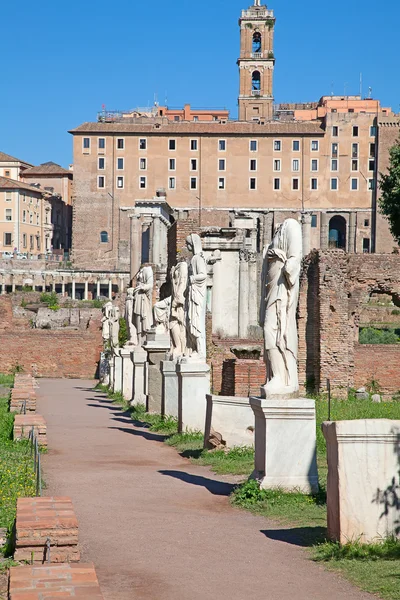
[252,31,262,53]
[329,215,346,249]
[252,70,261,91]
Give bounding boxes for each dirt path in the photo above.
[37,379,373,600]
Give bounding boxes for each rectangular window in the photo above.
[352,126,359,137]
[352,159,358,171]
[36,214,39,225]
[292,178,299,191]
[311,178,318,190]
[98,176,105,188]
[190,139,198,151]
[193,116,199,122]
[190,177,197,190]
[368,179,375,191]
[351,178,358,190]
[363,238,370,253]
[218,177,225,190]
[274,140,281,151]
[117,176,124,189]
[169,177,176,190]
[370,126,377,137]
[169,158,176,171]
[292,140,300,151]
[5,192,11,202]
[174,116,180,122]
[139,138,147,150]
[218,139,226,151]
[140,157,147,170]
[369,159,375,171]
[139,176,146,189]
[29,235,33,250]
[249,178,256,190]
[273,178,280,190]
[4,170,10,178]
[250,159,257,171]
[352,143,358,158]
[331,159,338,171]
[5,209,12,221]
[117,157,124,170]
[292,159,300,172]
[30,213,33,224]
[23,210,26,223]
[274,159,281,172]
[23,233,27,249]
[98,138,105,150]
[191,159,197,171]
[117,138,124,149]
[83,137,90,150]
[37,236,40,251]
[4,233,11,246]
[364,219,370,227]
[98,157,105,170]
[332,143,338,157]
[332,126,338,137]
[311,140,319,151]
[311,159,318,171]
[218,159,226,171]
[369,143,376,158]
[331,178,338,190]
[169,139,176,151]
[250,140,257,152]
[311,214,317,228]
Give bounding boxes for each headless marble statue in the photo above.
[169,260,188,359]
[185,234,207,362]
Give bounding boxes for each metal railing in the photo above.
[28,427,42,497]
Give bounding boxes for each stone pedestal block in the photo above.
[113,351,123,393]
[322,419,400,543]
[161,360,179,418]
[143,333,170,413]
[131,347,148,407]
[250,397,318,494]
[204,395,254,449]
[120,347,134,402]
[109,356,115,391]
[14,414,47,447]
[177,362,210,433]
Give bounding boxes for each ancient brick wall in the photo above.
[354,344,400,397]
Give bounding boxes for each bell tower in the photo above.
[237,1,276,121]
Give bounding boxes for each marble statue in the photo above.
[124,287,138,346]
[132,265,154,345]
[259,218,302,397]
[110,305,120,353]
[185,234,207,361]
[101,301,113,343]
[169,261,188,359]
[153,296,171,335]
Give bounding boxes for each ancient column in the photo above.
[71,278,76,300]
[248,251,258,329]
[301,213,312,256]
[348,212,357,253]
[320,212,329,250]
[84,280,89,300]
[119,275,124,294]
[51,279,56,292]
[61,280,65,296]
[238,249,249,338]
[152,215,161,267]
[130,214,142,282]
[262,212,274,247]
[211,250,223,334]
[108,279,112,299]
[96,280,100,298]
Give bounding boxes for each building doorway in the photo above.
[329,215,346,249]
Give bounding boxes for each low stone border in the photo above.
[13,414,47,448]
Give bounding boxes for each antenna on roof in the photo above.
[368,87,372,99]
[331,81,334,96]
[359,72,363,98]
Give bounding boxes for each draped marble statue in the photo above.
[124,287,138,346]
[110,305,120,353]
[101,301,113,343]
[259,218,302,397]
[185,234,207,361]
[132,265,154,345]
[153,296,171,335]
[169,260,188,359]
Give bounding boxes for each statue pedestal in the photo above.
[109,356,115,390]
[161,360,178,418]
[131,347,148,407]
[143,332,170,414]
[249,397,319,494]
[177,362,210,433]
[120,346,133,402]
[113,351,123,394]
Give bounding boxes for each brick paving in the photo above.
[9,563,104,599]
[37,379,375,600]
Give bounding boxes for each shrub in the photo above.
[118,317,128,347]
[40,292,59,310]
[359,327,400,344]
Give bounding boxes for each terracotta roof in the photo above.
[0,151,33,166]
[0,176,43,194]
[22,161,72,176]
[69,120,325,136]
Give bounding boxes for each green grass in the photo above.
[0,374,14,387]
[0,397,36,555]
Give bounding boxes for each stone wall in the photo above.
[299,251,400,397]
[354,344,400,396]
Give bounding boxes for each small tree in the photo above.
[379,139,400,246]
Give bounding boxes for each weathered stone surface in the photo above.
[9,563,104,599]
[250,397,318,494]
[177,361,210,433]
[161,360,179,418]
[204,395,254,449]
[322,419,400,543]
[371,394,382,403]
[14,414,47,447]
[355,391,369,400]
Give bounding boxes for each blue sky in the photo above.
[1,0,399,168]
